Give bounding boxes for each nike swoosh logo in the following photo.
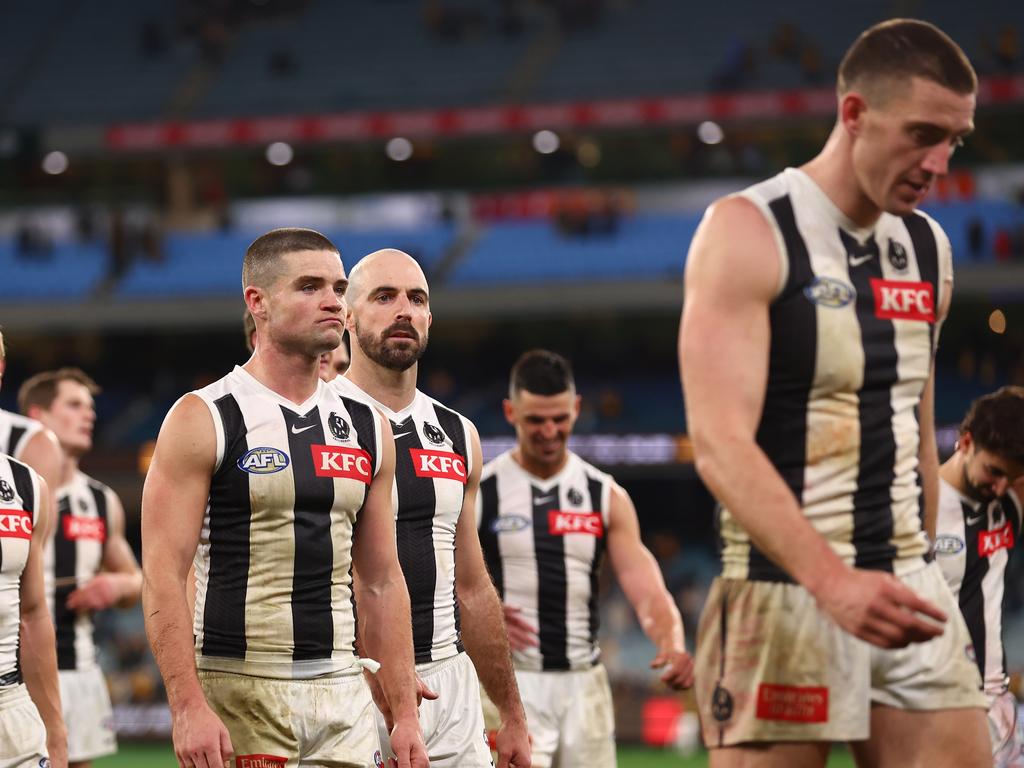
[392,432,412,438]
[291,423,317,434]
[848,253,874,267]
[966,514,986,525]
[534,495,557,504]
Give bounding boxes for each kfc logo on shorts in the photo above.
[978,522,1015,557]
[236,756,287,768]
[755,684,828,723]
[410,449,467,484]
[548,510,603,536]
[0,510,32,540]
[870,279,935,323]
[311,445,373,484]
[63,516,106,542]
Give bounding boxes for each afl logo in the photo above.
[237,447,290,474]
[492,515,531,533]
[933,534,964,555]
[329,412,350,441]
[422,422,446,445]
[0,480,13,503]
[888,240,909,271]
[803,276,855,308]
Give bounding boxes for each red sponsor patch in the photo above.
[410,449,467,484]
[237,756,287,768]
[548,510,603,536]
[63,516,106,542]
[870,279,935,323]
[979,522,1015,557]
[0,510,32,540]
[310,445,373,484]
[755,684,829,723]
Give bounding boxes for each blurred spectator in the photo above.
[968,216,986,261]
[711,37,754,91]
[993,24,1020,72]
[15,220,53,260]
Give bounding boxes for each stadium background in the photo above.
[0,0,1022,763]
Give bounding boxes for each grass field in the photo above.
[94,742,860,766]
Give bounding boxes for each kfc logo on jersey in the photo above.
[64,516,106,542]
[236,756,287,768]
[410,449,467,483]
[548,510,603,536]
[978,522,1015,557]
[0,479,14,503]
[0,510,32,540]
[756,684,829,723]
[870,279,935,322]
[311,445,373,484]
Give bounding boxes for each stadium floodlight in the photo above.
[42,150,69,175]
[385,137,414,162]
[697,120,725,145]
[265,141,294,166]
[532,130,560,155]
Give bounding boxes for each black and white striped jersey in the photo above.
[43,471,113,671]
[718,167,950,581]
[935,480,1021,704]
[0,453,41,684]
[0,409,43,462]
[191,366,383,679]
[333,377,472,664]
[477,450,612,672]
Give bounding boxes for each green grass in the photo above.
[95,742,860,767]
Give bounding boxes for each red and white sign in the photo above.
[755,684,829,723]
[310,445,373,484]
[0,510,32,540]
[548,510,603,537]
[870,279,935,323]
[979,522,1015,557]
[63,516,106,542]
[236,756,287,768]
[410,449,467,484]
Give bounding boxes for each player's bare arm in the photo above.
[19,428,62,531]
[141,394,233,768]
[351,414,428,768]
[605,482,693,690]
[455,425,531,768]
[920,266,952,542]
[19,476,68,768]
[680,195,945,649]
[66,491,142,612]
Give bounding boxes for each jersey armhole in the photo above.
[193,394,226,474]
[737,192,789,300]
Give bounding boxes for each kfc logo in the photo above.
[979,522,1014,557]
[755,684,829,723]
[63,516,106,542]
[0,510,32,540]
[548,511,603,536]
[870,279,935,322]
[411,449,467,484]
[311,445,373,484]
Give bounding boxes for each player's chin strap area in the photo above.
[356,657,382,674]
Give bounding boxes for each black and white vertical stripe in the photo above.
[0,455,40,684]
[0,409,43,462]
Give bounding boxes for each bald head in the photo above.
[347,248,427,305]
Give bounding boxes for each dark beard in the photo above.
[962,465,996,502]
[355,321,427,371]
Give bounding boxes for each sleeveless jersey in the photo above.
[333,377,472,664]
[43,471,113,671]
[477,450,612,671]
[935,479,1021,705]
[0,409,43,462]
[0,454,41,685]
[191,366,383,679]
[719,167,951,581]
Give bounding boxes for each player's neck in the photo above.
[802,128,883,229]
[511,447,568,481]
[243,348,319,406]
[939,454,966,496]
[58,453,79,488]
[345,359,417,413]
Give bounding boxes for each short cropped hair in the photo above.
[838,19,976,100]
[961,386,1024,465]
[509,350,575,398]
[242,228,340,290]
[243,310,256,353]
[18,367,101,415]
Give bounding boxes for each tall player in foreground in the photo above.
[336,248,530,768]
[679,19,989,767]
[19,369,142,768]
[478,350,694,768]
[935,388,1024,766]
[142,229,428,768]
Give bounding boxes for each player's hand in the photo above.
[66,573,123,611]
[415,673,439,706]
[502,604,538,651]
[814,567,946,649]
[495,715,532,768]
[651,648,695,690]
[45,723,68,768]
[388,715,429,768]
[172,697,233,768]
[365,669,395,731]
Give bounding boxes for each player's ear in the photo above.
[959,431,974,455]
[840,91,868,137]
[502,398,516,426]
[245,285,267,318]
